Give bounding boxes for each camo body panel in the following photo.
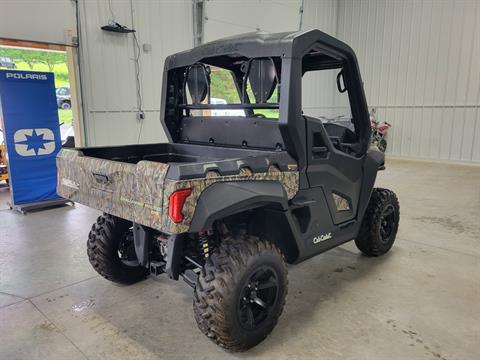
[57,149,169,228]
[161,167,299,233]
[333,193,351,211]
[57,149,299,234]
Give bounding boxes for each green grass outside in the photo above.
[11,61,70,87]
[254,109,279,119]
[58,109,73,126]
[1,61,72,125]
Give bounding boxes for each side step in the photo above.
[149,261,165,276]
[180,269,199,288]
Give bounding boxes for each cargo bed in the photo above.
[57,142,298,234]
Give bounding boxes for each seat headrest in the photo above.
[248,58,277,103]
[186,64,210,104]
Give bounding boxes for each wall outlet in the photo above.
[137,111,145,120]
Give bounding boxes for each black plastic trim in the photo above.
[132,223,150,266]
[189,181,289,232]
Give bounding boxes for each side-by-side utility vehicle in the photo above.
[57,29,400,352]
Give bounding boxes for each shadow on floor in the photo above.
[88,245,389,358]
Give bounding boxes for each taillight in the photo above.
[168,188,192,223]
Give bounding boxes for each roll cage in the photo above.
[160,29,371,187]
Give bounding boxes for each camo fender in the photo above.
[161,166,299,233]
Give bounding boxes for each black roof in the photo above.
[165,29,356,70]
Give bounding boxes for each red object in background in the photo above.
[370,110,391,152]
[377,122,391,135]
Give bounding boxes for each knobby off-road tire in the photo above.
[87,214,148,284]
[355,188,400,256]
[378,139,387,152]
[193,234,288,352]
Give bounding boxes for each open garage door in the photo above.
[0,39,82,147]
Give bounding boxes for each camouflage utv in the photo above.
[57,29,400,352]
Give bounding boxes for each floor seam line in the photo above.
[0,290,26,299]
[28,299,91,360]
[0,298,28,309]
[27,275,99,300]
[400,238,480,258]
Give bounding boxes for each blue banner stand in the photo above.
[10,198,73,214]
[0,70,72,213]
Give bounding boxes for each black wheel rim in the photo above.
[117,229,140,267]
[379,204,395,243]
[238,265,279,330]
[378,140,386,152]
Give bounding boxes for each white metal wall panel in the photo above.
[78,0,193,146]
[301,0,342,119]
[338,0,480,162]
[204,0,301,41]
[204,0,341,118]
[0,0,77,45]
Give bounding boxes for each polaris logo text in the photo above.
[313,232,332,244]
[6,73,47,80]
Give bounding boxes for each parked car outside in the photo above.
[0,57,16,69]
[56,86,71,109]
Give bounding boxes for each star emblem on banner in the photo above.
[15,129,55,155]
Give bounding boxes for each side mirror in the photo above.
[336,70,347,93]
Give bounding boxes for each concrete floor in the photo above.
[0,159,479,360]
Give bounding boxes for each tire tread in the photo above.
[193,234,287,352]
[355,188,400,256]
[87,214,148,284]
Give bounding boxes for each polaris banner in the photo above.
[0,70,62,205]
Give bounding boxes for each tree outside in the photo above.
[0,47,72,126]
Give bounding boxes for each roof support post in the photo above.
[192,0,204,46]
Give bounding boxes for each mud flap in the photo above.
[132,223,150,266]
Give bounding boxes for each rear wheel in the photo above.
[87,214,148,284]
[355,188,400,256]
[193,234,288,352]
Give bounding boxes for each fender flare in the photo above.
[189,181,289,232]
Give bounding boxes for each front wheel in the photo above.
[61,101,71,110]
[355,188,400,256]
[378,138,387,152]
[193,234,288,352]
[87,214,148,284]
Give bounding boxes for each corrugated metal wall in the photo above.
[78,0,193,146]
[204,0,480,163]
[75,0,480,162]
[204,0,339,119]
[0,0,77,46]
[204,0,301,40]
[301,0,344,119]
[2,0,479,162]
[338,0,480,162]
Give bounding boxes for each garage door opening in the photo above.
[0,41,77,145]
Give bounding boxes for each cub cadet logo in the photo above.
[313,232,332,244]
[5,73,47,80]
